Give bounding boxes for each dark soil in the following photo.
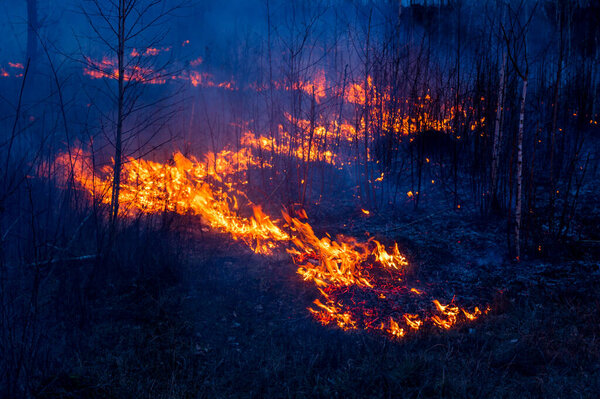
[33,208,600,398]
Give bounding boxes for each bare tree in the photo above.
[490,50,506,211]
[82,0,183,236]
[501,0,537,259]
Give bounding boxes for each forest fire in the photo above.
[234,70,488,169]
[4,1,600,395]
[83,54,236,89]
[78,55,485,145]
[56,145,489,339]
[47,38,498,341]
[240,120,352,166]
[47,24,499,336]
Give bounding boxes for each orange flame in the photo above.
[58,60,495,343]
[83,56,235,89]
[56,145,489,339]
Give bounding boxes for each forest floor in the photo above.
[33,192,600,398]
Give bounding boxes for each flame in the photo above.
[310,298,357,330]
[403,314,423,329]
[387,318,406,338]
[299,69,327,102]
[1,61,28,78]
[240,113,359,167]
[82,55,235,89]
[57,147,283,254]
[83,56,167,84]
[461,307,482,321]
[190,56,203,66]
[241,125,337,165]
[78,54,484,140]
[56,146,489,339]
[342,77,486,139]
[57,62,495,339]
[431,299,460,329]
[237,73,486,175]
[283,212,407,287]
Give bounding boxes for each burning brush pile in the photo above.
[56,143,490,340]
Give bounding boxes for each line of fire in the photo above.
[1,0,599,397]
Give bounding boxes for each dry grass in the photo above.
[32,221,600,398]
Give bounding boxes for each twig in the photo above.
[24,254,97,268]
[3,58,30,188]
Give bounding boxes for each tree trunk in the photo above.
[490,51,506,210]
[514,77,528,260]
[549,15,564,234]
[110,0,125,229]
[363,10,373,207]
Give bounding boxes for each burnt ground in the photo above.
[32,202,600,399]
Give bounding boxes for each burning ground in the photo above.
[2,0,600,397]
[31,190,598,398]
[6,52,600,398]
[37,141,598,397]
[55,147,491,340]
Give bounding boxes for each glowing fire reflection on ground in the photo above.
[56,146,490,340]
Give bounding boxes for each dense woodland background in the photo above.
[1,0,599,397]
